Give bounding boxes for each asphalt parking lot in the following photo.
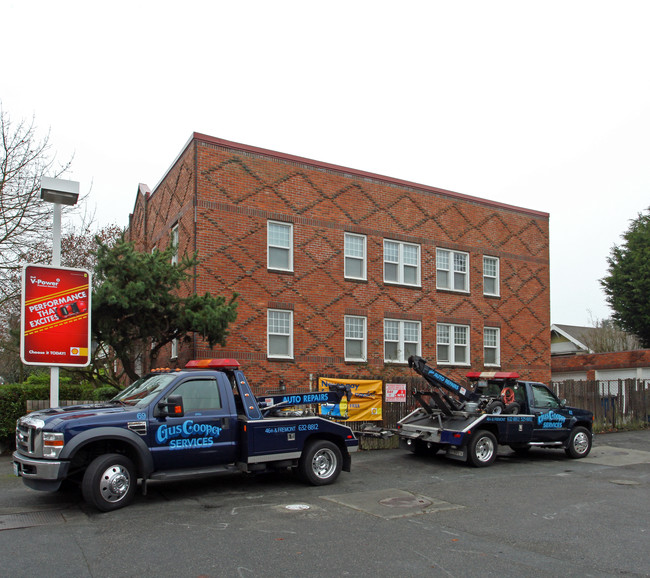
[1,430,649,577]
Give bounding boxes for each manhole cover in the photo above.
[379,496,433,509]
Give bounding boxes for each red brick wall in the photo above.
[552,350,650,380]
[130,135,551,391]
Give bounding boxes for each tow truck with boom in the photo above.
[369,355,593,467]
[13,358,359,511]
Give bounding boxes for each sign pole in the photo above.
[50,202,62,407]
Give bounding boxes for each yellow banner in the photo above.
[318,378,383,421]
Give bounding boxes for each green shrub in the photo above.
[0,381,106,450]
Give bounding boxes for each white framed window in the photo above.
[344,315,367,361]
[484,327,500,366]
[267,309,293,359]
[171,224,179,266]
[171,337,178,360]
[483,256,500,296]
[344,233,367,280]
[384,319,421,363]
[267,221,293,271]
[384,240,420,286]
[436,249,469,292]
[437,323,470,365]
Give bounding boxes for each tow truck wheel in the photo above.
[485,400,505,414]
[565,426,592,459]
[468,431,498,467]
[82,454,136,512]
[299,440,342,486]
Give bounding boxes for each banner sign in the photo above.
[318,377,383,421]
[385,383,407,403]
[21,264,92,367]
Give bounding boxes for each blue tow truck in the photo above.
[375,356,593,467]
[13,359,359,511]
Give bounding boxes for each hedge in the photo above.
[0,382,119,449]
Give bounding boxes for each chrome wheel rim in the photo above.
[312,448,336,479]
[573,432,590,455]
[476,437,495,462]
[99,464,131,503]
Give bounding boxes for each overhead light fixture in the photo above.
[40,176,80,206]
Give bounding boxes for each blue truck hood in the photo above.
[28,403,138,429]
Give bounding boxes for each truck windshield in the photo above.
[111,374,177,408]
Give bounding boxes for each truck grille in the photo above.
[15,416,45,457]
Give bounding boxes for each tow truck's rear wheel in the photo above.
[468,430,498,467]
[299,440,342,485]
[565,426,592,459]
[82,454,136,512]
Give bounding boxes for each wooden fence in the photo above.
[551,379,650,430]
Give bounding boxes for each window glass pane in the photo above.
[404,322,419,342]
[437,344,449,362]
[269,223,290,247]
[484,277,496,295]
[384,241,399,263]
[269,335,289,356]
[404,265,417,285]
[269,311,290,334]
[454,326,468,345]
[454,271,466,291]
[384,262,398,282]
[454,346,467,364]
[484,257,497,277]
[453,253,467,272]
[484,328,497,347]
[384,320,399,341]
[346,340,363,359]
[345,317,364,338]
[404,342,418,358]
[437,324,450,344]
[485,348,497,365]
[346,258,363,278]
[345,234,364,258]
[385,342,398,361]
[269,247,289,269]
[403,244,418,265]
[437,270,449,289]
[437,249,449,270]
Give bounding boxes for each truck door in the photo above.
[151,375,237,470]
[529,383,572,442]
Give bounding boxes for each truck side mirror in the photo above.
[156,394,184,418]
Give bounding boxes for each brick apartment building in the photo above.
[127,133,550,391]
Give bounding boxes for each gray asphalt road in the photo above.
[1,430,649,577]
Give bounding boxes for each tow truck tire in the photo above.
[486,400,505,414]
[565,426,592,459]
[298,440,342,486]
[468,431,498,467]
[82,454,136,512]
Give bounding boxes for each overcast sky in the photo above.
[3,1,649,327]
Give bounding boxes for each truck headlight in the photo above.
[43,432,64,458]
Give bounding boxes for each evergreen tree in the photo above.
[93,237,238,381]
[601,208,650,347]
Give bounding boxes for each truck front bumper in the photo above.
[13,451,70,491]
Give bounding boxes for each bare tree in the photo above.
[0,105,72,306]
[582,314,642,353]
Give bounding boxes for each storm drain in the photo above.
[322,488,464,520]
[0,510,64,531]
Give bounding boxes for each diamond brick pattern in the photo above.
[129,136,551,391]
